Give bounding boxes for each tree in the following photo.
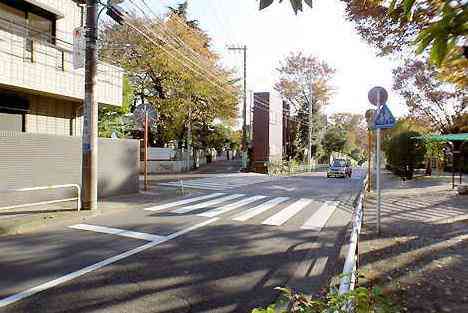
[329,113,367,163]
[264,0,467,68]
[321,126,347,162]
[98,76,135,138]
[392,58,465,134]
[259,0,313,14]
[342,0,467,87]
[385,131,426,179]
[275,52,335,161]
[99,9,239,148]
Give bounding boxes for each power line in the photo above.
[127,0,228,84]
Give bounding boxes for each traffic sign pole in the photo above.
[376,128,381,235]
[376,90,382,235]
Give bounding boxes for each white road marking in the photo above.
[173,194,245,214]
[144,193,225,212]
[233,197,290,222]
[158,174,279,191]
[0,218,218,308]
[159,183,230,191]
[301,201,339,231]
[262,198,313,226]
[69,224,166,241]
[198,195,267,218]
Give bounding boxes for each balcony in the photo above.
[0,17,123,107]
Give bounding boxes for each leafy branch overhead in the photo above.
[260,0,467,68]
[259,0,313,14]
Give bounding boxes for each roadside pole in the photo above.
[367,130,372,192]
[242,45,247,168]
[227,45,248,169]
[376,128,381,234]
[144,112,148,191]
[308,101,312,171]
[368,87,394,236]
[82,0,98,210]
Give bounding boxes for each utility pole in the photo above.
[82,0,98,210]
[186,106,192,171]
[307,101,312,170]
[227,45,247,168]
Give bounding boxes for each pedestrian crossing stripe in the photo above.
[144,193,225,212]
[232,197,290,222]
[145,193,340,230]
[158,174,279,191]
[173,194,245,214]
[301,201,339,231]
[198,195,267,218]
[262,198,313,226]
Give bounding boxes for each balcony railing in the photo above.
[0,16,122,107]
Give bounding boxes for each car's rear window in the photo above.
[332,160,346,167]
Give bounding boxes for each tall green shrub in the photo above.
[384,131,426,179]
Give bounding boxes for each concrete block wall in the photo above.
[0,131,139,208]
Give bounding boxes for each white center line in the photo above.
[198,195,267,218]
[69,224,166,241]
[233,197,290,222]
[173,194,245,214]
[0,218,219,308]
[144,193,225,212]
[301,201,339,231]
[262,198,313,226]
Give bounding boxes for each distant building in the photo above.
[252,92,283,173]
[0,0,123,135]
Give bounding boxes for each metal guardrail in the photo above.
[0,184,81,212]
[338,174,368,296]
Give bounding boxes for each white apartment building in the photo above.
[0,0,123,135]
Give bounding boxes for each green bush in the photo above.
[384,131,426,180]
[252,286,398,313]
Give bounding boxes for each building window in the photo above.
[0,1,55,44]
[0,94,29,132]
[0,2,26,30]
[28,12,53,43]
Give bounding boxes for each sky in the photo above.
[127,0,409,122]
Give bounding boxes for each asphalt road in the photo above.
[0,168,365,313]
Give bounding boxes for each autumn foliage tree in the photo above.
[274,52,335,161]
[99,3,239,149]
[392,59,465,134]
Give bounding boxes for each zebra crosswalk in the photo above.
[145,192,341,231]
[158,173,279,191]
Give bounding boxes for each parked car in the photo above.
[327,159,352,178]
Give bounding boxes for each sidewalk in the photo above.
[0,160,244,236]
[359,172,468,313]
[0,185,199,236]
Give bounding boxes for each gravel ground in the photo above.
[358,173,468,313]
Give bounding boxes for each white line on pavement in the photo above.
[144,193,225,211]
[198,195,267,218]
[300,201,339,231]
[0,218,219,308]
[233,197,290,222]
[69,224,166,241]
[173,194,245,214]
[158,183,228,191]
[262,199,313,226]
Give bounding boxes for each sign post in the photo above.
[368,87,395,235]
[134,104,157,192]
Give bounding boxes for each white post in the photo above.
[376,128,381,234]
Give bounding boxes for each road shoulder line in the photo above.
[0,218,219,308]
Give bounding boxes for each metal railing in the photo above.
[0,184,81,212]
[338,174,368,297]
